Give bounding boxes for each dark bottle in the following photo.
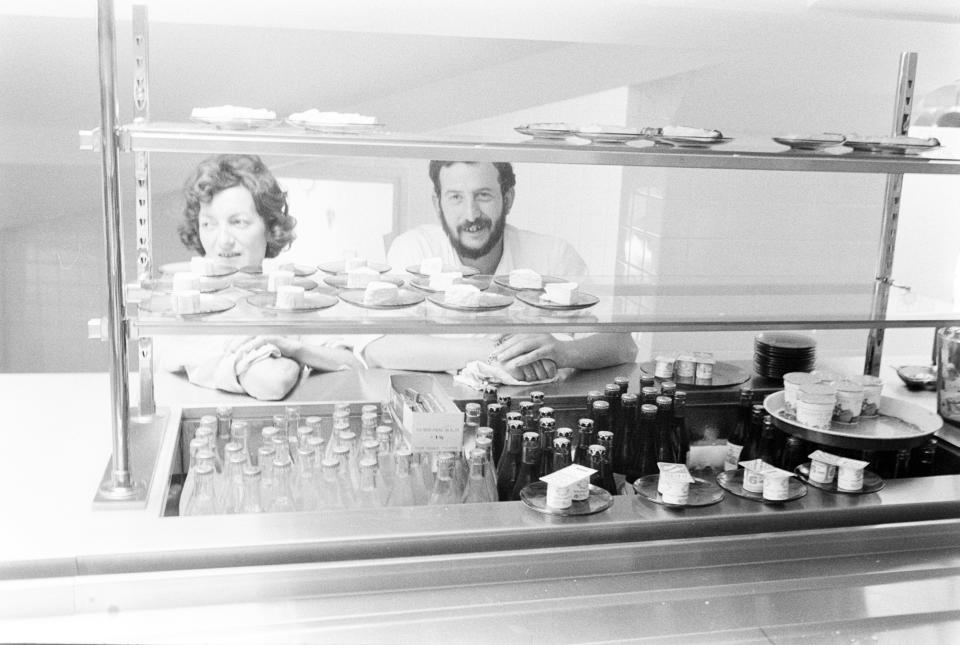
[756,415,779,465]
[892,449,912,478]
[486,403,505,466]
[738,405,766,463]
[724,388,754,471]
[510,432,542,500]
[519,401,536,434]
[779,436,808,472]
[639,374,656,391]
[497,394,512,413]
[481,385,499,429]
[538,417,558,476]
[529,391,545,420]
[614,375,631,394]
[603,384,623,472]
[615,393,640,475]
[655,395,676,463]
[910,438,938,477]
[556,426,574,445]
[591,400,611,436]
[552,437,572,473]
[505,411,522,427]
[596,431,619,494]
[640,386,659,406]
[576,418,596,467]
[538,406,555,422]
[586,390,604,414]
[496,419,525,501]
[588,443,618,495]
[630,403,660,480]
[660,381,677,400]
[671,391,690,468]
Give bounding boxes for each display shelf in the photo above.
[79,122,960,175]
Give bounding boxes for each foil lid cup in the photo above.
[543,464,596,505]
[694,352,715,381]
[654,353,677,379]
[675,353,697,378]
[657,462,695,504]
[797,383,837,430]
[762,465,794,501]
[739,459,768,493]
[852,374,883,417]
[808,450,842,484]
[782,372,819,415]
[834,379,865,424]
[837,457,870,491]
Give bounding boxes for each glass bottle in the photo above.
[219,450,247,514]
[591,400,611,439]
[386,449,416,507]
[556,426,574,445]
[267,455,297,513]
[333,443,359,493]
[357,458,384,508]
[486,402,505,466]
[428,453,460,506]
[179,437,211,517]
[910,438,938,477]
[637,403,660,478]
[260,426,280,463]
[296,425,314,453]
[779,436,808,472]
[334,451,358,508]
[641,386,659,406]
[724,388,754,470]
[216,406,233,444]
[257,445,277,509]
[603,384,623,467]
[496,419,525,501]
[538,406,555,423]
[475,436,499,502]
[294,445,321,511]
[318,457,346,509]
[538,417,557,476]
[672,391,690,468]
[510,432,542,501]
[587,444,614,495]
[576,418,596,468]
[183,463,219,516]
[739,405,766,463]
[407,452,430,505]
[462,449,495,503]
[596,431,619,494]
[481,385,499,429]
[655,395,676,463]
[585,390,604,414]
[376,424,396,488]
[660,381,677,400]
[497,393,512,413]
[614,375,630,394]
[639,374,656,391]
[529,391,545,418]
[195,425,221,472]
[239,464,263,513]
[519,401,536,434]
[360,411,379,443]
[757,415,780,465]
[891,449,912,479]
[615,392,639,475]
[552,437,572,472]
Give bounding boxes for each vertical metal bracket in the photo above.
[133,4,156,417]
[864,52,917,377]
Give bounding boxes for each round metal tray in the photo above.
[715,469,807,505]
[638,361,750,389]
[632,474,725,508]
[794,462,885,495]
[764,391,941,451]
[520,482,614,516]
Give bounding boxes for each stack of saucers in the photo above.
[753,332,816,379]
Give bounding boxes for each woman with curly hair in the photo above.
[161,154,361,400]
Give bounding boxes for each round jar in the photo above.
[783,372,818,415]
[545,482,573,509]
[675,353,697,379]
[654,354,676,379]
[833,379,865,424]
[796,383,837,430]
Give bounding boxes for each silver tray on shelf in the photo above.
[763,391,941,451]
[520,482,614,516]
[632,474,725,508]
[514,123,578,141]
[516,290,599,311]
[772,133,846,151]
[715,469,807,504]
[189,115,279,130]
[137,294,236,317]
[637,361,750,389]
[794,462,885,495]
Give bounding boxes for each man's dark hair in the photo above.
[428,161,516,197]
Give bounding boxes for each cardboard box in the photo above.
[389,374,464,452]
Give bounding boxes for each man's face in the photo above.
[435,163,513,260]
[198,184,268,269]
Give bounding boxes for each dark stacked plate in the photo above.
[754,332,816,379]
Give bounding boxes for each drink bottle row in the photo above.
[177,377,940,516]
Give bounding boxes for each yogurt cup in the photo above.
[808,450,842,484]
[833,379,865,424]
[853,374,883,417]
[783,372,819,415]
[675,353,697,379]
[695,352,715,381]
[837,457,870,492]
[657,462,695,504]
[545,482,574,509]
[654,353,676,379]
[762,466,793,501]
[796,383,837,430]
[739,459,766,493]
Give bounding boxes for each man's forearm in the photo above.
[559,333,638,370]
[364,335,498,372]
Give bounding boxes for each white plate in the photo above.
[652,135,733,149]
[843,136,940,155]
[244,292,339,313]
[515,123,578,140]
[516,290,599,311]
[158,261,238,278]
[493,274,566,291]
[574,125,647,144]
[427,292,514,312]
[322,274,405,290]
[338,288,425,310]
[316,260,392,275]
[141,276,230,294]
[230,276,321,293]
[238,262,317,277]
[286,118,385,135]
[772,133,846,150]
[190,116,279,130]
[408,274,492,293]
[404,264,480,278]
[138,294,235,317]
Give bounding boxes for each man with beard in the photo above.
[360,161,636,381]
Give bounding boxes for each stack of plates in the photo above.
[754,332,816,379]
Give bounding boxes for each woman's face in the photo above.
[198,185,267,269]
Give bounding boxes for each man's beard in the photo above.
[439,205,507,261]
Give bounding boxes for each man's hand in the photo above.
[493,334,566,381]
[228,336,361,372]
[229,335,302,361]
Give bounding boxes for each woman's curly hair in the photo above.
[179,154,296,258]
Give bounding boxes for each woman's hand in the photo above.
[228,335,302,361]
